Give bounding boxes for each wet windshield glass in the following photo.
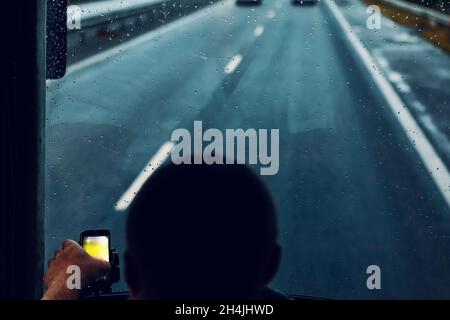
[46,0,450,298]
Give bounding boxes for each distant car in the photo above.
[292,0,317,5]
[236,0,262,5]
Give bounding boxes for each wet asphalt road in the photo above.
[46,0,450,298]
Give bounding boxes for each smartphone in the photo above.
[80,230,111,262]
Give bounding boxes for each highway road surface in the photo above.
[45,0,450,298]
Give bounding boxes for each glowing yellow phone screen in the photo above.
[82,236,109,262]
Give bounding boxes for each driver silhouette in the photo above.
[43,160,284,300]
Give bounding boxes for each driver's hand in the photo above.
[42,239,111,300]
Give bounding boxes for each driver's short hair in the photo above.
[126,160,278,299]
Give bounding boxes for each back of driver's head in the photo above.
[126,161,279,299]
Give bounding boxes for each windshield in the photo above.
[45,0,450,298]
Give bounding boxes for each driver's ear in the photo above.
[263,244,281,284]
[124,251,140,299]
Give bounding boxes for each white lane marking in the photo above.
[395,82,412,94]
[325,0,450,208]
[115,141,174,211]
[266,10,276,19]
[392,32,419,44]
[376,56,389,69]
[58,0,233,78]
[420,115,450,157]
[387,72,403,83]
[411,101,426,113]
[374,52,411,93]
[254,25,264,37]
[224,54,243,74]
[388,72,412,93]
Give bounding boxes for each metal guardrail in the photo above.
[67,0,218,63]
[71,0,211,31]
[380,0,450,27]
